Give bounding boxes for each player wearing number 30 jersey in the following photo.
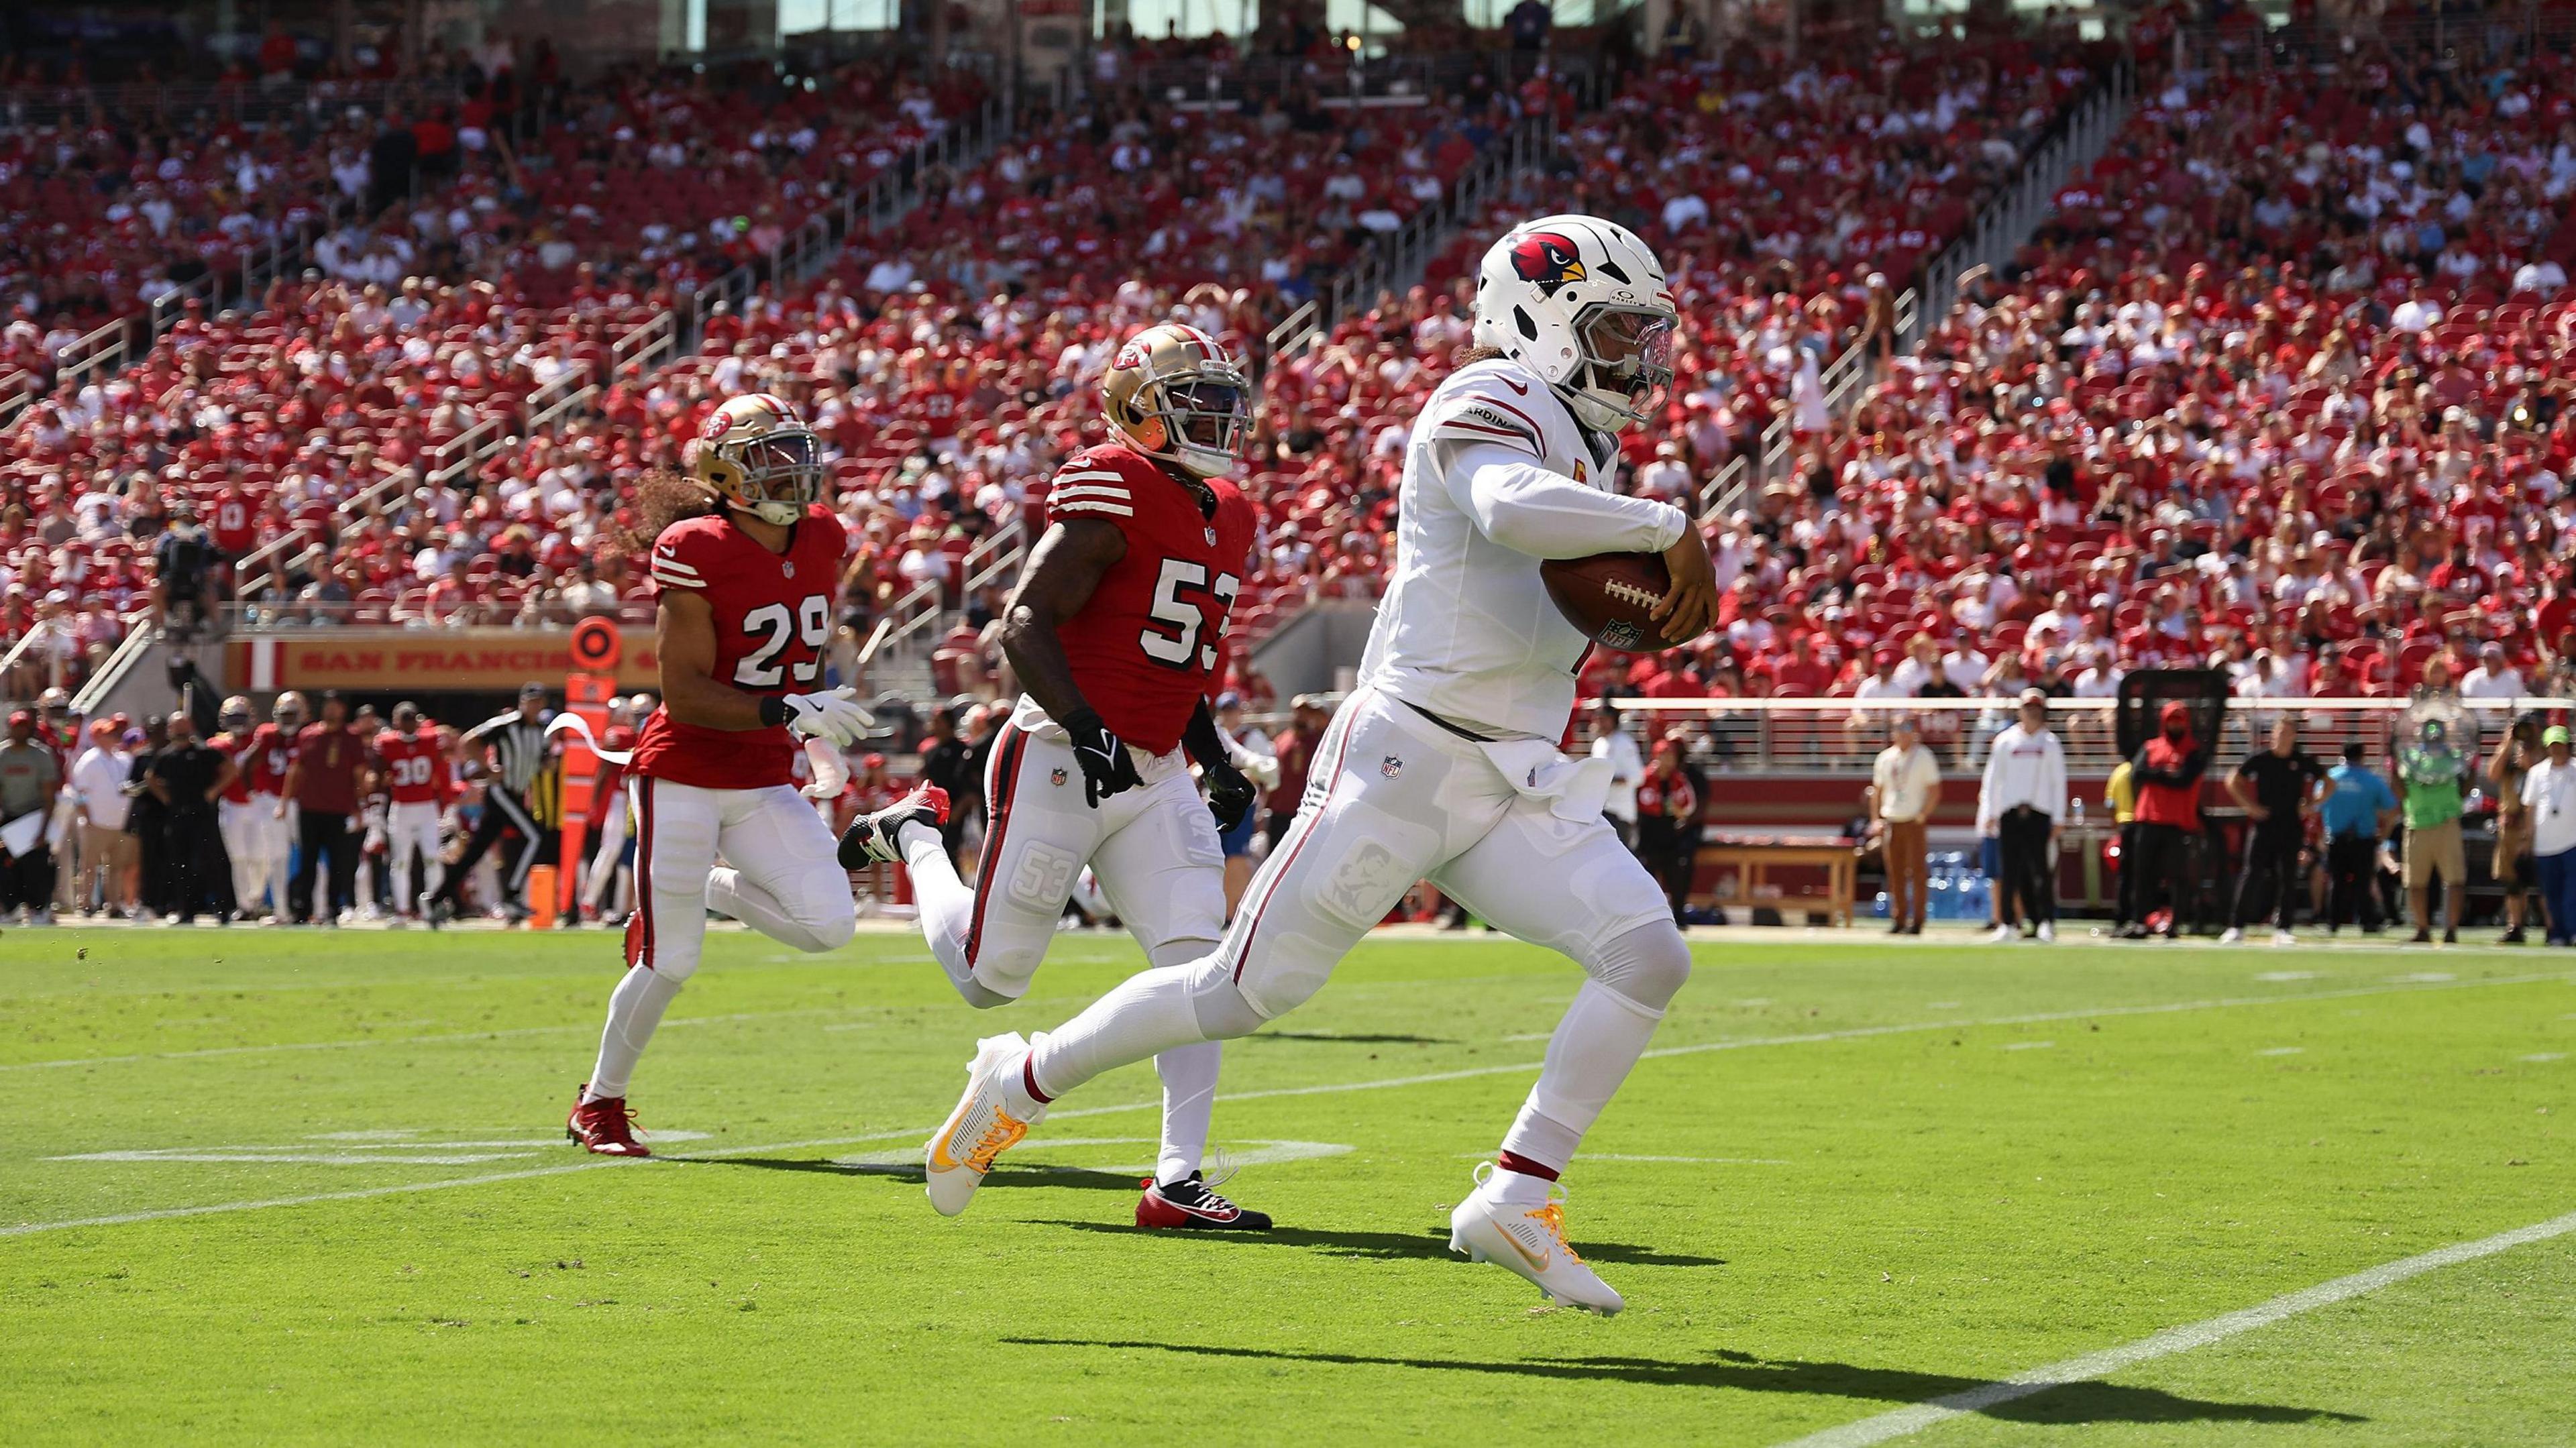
[841,323,1273,1230]
[567,393,873,1156]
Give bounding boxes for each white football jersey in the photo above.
[1356,357,1688,740]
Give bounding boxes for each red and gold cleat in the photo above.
[566,1084,650,1157]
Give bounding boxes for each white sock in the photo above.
[1153,1041,1220,1184]
[1487,1165,1555,1206]
[899,820,985,1000]
[1026,964,1209,1100]
[587,966,682,1100]
[1498,979,1665,1176]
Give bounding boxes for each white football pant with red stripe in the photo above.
[584,777,854,1102]
[900,712,1228,1183]
[385,799,444,910]
[1022,687,1690,1177]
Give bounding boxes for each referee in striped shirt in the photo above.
[424,683,557,926]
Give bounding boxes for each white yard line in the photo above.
[1773,1207,2576,1448]
[0,1005,931,1072]
[6,971,2569,1241]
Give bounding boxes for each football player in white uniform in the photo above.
[918,216,1719,1314]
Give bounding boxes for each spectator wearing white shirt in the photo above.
[1976,690,2068,942]
[1942,641,1992,695]
[2390,292,2443,333]
[2522,726,2576,946]
[1589,702,1646,849]
[2461,643,2527,703]
[70,719,137,915]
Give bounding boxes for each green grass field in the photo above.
[2,922,2571,1445]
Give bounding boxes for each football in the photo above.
[1539,551,1673,653]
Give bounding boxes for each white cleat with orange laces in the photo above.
[922,1033,1045,1216]
[1447,1163,1625,1316]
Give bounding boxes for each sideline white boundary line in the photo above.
[1774,1207,2576,1448]
[6,970,2569,1240]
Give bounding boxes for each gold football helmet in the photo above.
[1101,324,1250,479]
[690,392,825,526]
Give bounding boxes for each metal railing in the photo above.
[2171,7,2576,76]
[1607,695,2570,780]
[1699,58,2134,518]
[861,513,1032,692]
[67,615,165,718]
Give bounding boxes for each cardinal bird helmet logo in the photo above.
[1507,231,1587,297]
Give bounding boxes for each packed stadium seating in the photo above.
[1699,30,2576,707]
[12,23,2576,718]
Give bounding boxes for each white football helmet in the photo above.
[1470,215,1679,433]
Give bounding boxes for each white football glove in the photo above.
[780,687,869,748]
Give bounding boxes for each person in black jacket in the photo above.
[917,706,978,865]
[124,716,170,918]
[148,714,238,924]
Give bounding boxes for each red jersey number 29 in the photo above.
[736,596,833,687]
[1139,558,1241,671]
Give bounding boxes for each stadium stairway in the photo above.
[1699,54,2139,520]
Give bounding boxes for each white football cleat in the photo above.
[2272,928,2298,947]
[1985,924,2017,944]
[1448,1164,1624,1316]
[2218,927,2245,945]
[2035,921,2055,943]
[922,1033,1044,1217]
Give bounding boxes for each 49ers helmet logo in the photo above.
[1507,232,1587,296]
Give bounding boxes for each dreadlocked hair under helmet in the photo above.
[610,467,724,560]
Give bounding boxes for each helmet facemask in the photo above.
[1152,374,1252,479]
[712,425,824,526]
[1564,304,1675,433]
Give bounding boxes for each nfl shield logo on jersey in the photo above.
[1203,526,1218,545]
[1051,767,1069,787]
[1381,755,1404,779]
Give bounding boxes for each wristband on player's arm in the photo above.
[758,695,790,728]
[1179,697,1230,769]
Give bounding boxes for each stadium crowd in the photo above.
[11,23,2576,734]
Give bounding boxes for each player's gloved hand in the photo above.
[1063,708,1143,808]
[778,687,869,748]
[1201,757,1258,832]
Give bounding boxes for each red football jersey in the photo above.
[373,729,445,804]
[631,503,849,790]
[1045,445,1256,755]
[209,491,258,555]
[239,722,299,796]
[208,730,256,804]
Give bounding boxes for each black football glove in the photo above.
[1201,757,1258,832]
[1179,695,1257,830]
[1062,708,1142,808]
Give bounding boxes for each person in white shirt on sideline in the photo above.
[916,215,1719,1317]
[1867,715,1941,935]
[2522,726,2576,946]
[1589,700,1644,850]
[1977,689,2068,942]
[69,718,138,916]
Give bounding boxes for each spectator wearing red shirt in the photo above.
[1767,634,1835,696]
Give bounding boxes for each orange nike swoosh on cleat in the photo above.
[1490,1223,1552,1272]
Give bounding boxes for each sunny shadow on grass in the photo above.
[1031,1218,1729,1268]
[998,1338,2364,1429]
